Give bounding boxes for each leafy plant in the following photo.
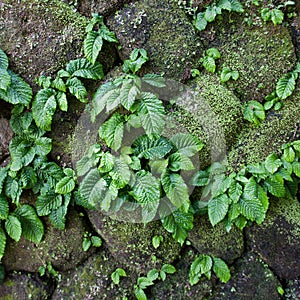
[111,267,127,285]
[152,235,163,249]
[38,262,60,280]
[243,100,265,126]
[134,264,176,300]
[189,254,231,285]
[200,48,221,73]
[261,1,295,25]
[82,231,102,251]
[194,0,244,31]
[220,66,239,83]
[84,13,118,65]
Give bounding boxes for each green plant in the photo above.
[152,235,164,249]
[243,100,265,126]
[189,254,231,285]
[134,264,176,300]
[38,262,60,280]
[111,267,127,285]
[261,1,295,25]
[194,0,244,31]
[201,48,221,73]
[220,66,239,83]
[84,13,118,65]
[82,231,102,251]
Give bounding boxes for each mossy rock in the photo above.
[0,115,13,164]
[149,247,213,300]
[205,7,296,101]
[3,208,94,272]
[0,0,117,89]
[227,88,300,171]
[209,252,281,300]
[52,247,136,300]
[88,210,182,273]
[246,197,300,279]
[168,73,243,169]
[285,278,300,300]
[0,273,52,300]
[188,215,244,264]
[107,0,203,80]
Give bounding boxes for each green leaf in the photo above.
[169,153,195,171]
[5,215,22,242]
[91,235,102,247]
[228,181,243,203]
[271,9,284,25]
[82,237,92,251]
[52,77,66,92]
[130,170,161,204]
[0,70,32,106]
[265,153,282,174]
[14,205,44,244]
[283,147,295,163]
[99,113,124,151]
[32,88,57,131]
[161,264,176,274]
[147,269,159,282]
[55,177,76,194]
[134,135,172,160]
[202,56,216,73]
[218,0,231,10]
[243,101,265,125]
[112,268,126,284]
[20,166,37,189]
[134,287,147,300]
[35,137,52,156]
[263,175,286,197]
[84,31,103,65]
[189,255,213,285]
[276,72,296,100]
[239,194,265,223]
[208,194,229,226]
[49,206,67,230]
[5,176,22,205]
[109,158,131,189]
[194,12,208,31]
[66,58,103,80]
[161,170,190,210]
[170,133,203,157]
[220,67,232,82]
[36,191,63,216]
[79,169,108,208]
[0,49,9,69]
[138,93,166,135]
[99,152,115,173]
[152,235,163,249]
[191,170,209,187]
[293,161,300,177]
[142,74,165,88]
[0,228,6,261]
[99,25,118,43]
[206,48,221,59]
[66,77,88,102]
[0,195,9,220]
[119,79,139,111]
[205,6,218,22]
[0,168,8,194]
[0,69,11,91]
[213,257,231,283]
[56,92,68,111]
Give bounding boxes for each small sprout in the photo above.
[111,268,127,285]
[152,235,164,249]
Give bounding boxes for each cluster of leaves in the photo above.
[191,140,300,231]
[38,262,60,280]
[134,264,176,300]
[82,231,102,251]
[260,1,295,26]
[76,48,203,245]
[111,267,127,285]
[194,0,244,31]
[189,254,230,285]
[243,62,300,125]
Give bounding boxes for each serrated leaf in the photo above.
[0,195,9,220]
[283,147,295,163]
[49,206,67,230]
[0,69,11,91]
[0,70,32,106]
[0,227,6,261]
[66,58,103,80]
[0,49,8,69]
[138,92,166,135]
[66,77,88,102]
[161,170,190,210]
[5,176,22,205]
[32,88,57,131]
[56,92,68,111]
[119,79,139,111]
[202,56,216,73]
[14,205,44,244]
[194,12,208,31]
[79,169,108,208]
[130,170,160,204]
[243,100,265,125]
[35,137,52,156]
[263,174,286,197]
[191,170,209,187]
[276,72,296,100]
[239,195,265,223]
[55,177,75,194]
[293,161,300,177]
[265,153,282,174]
[213,257,231,283]
[170,133,203,157]
[21,166,37,189]
[5,215,22,242]
[99,152,115,173]
[208,194,229,226]
[228,181,243,203]
[99,113,124,151]
[36,192,63,216]
[84,31,103,65]
[0,168,8,194]
[99,25,118,43]
[142,74,165,87]
[134,135,172,160]
[109,158,131,189]
[169,153,195,171]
